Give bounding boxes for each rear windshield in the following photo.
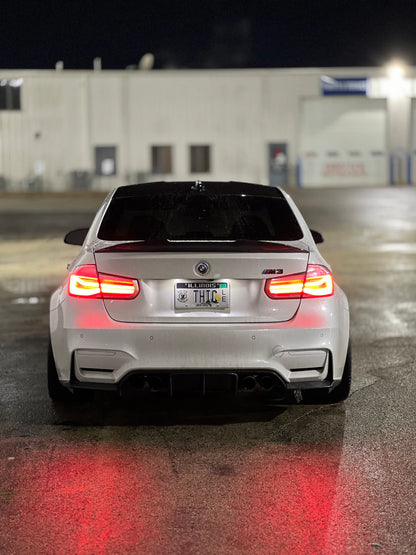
[98,193,303,242]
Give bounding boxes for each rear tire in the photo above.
[303,343,352,404]
[47,338,92,403]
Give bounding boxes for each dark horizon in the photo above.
[1,1,416,71]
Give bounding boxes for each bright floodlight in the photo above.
[387,61,405,80]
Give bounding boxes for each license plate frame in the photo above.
[175,281,230,310]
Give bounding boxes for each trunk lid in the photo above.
[94,242,309,323]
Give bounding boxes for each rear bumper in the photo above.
[70,368,336,401]
[50,290,349,395]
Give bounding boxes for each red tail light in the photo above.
[69,265,139,299]
[265,264,334,299]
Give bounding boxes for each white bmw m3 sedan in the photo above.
[48,181,350,404]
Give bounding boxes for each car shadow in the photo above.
[50,392,289,427]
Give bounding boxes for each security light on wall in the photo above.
[386,59,410,99]
[386,60,406,80]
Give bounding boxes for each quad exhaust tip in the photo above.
[239,373,279,392]
[147,375,164,392]
[240,376,257,391]
[123,371,281,396]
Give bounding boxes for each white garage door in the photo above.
[409,99,416,184]
[299,97,387,187]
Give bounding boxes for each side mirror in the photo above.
[310,229,324,244]
[64,228,89,246]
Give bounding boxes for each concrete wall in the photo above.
[0,67,415,191]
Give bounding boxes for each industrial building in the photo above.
[0,65,415,191]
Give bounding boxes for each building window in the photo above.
[95,146,117,176]
[151,146,172,174]
[190,145,211,173]
[0,78,22,110]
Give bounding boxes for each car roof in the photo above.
[113,181,285,199]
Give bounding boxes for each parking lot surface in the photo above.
[0,186,415,554]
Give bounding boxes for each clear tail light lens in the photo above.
[69,265,139,299]
[265,264,334,299]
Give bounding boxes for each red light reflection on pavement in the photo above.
[1,437,375,554]
[0,441,164,555]
[232,444,371,554]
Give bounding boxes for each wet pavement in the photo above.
[0,187,415,554]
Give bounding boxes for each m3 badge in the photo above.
[262,268,284,275]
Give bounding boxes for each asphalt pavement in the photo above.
[0,186,415,554]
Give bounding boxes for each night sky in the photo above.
[1,0,416,70]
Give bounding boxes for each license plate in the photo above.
[175,282,230,310]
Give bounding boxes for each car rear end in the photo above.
[49,182,349,401]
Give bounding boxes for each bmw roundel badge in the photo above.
[195,261,210,276]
